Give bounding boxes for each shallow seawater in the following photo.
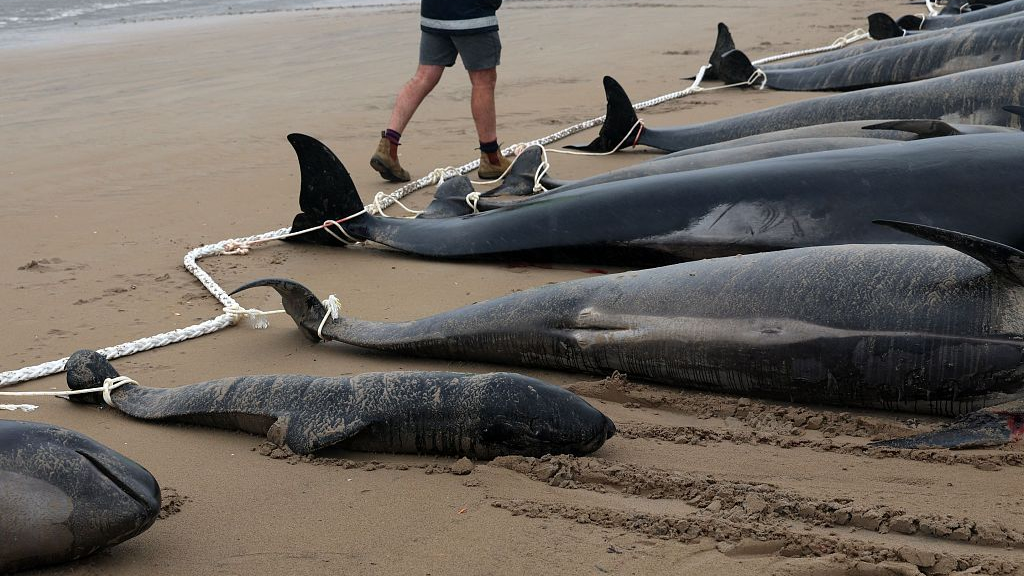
[0,0,415,46]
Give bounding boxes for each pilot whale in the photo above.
[893,0,1024,32]
[235,221,1024,448]
[282,132,1024,265]
[64,350,615,459]
[0,420,160,573]
[570,65,1024,153]
[713,16,1024,91]
[423,115,1019,217]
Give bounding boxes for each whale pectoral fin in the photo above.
[282,417,370,455]
[861,120,961,138]
[1003,106,1024,130]
[870,402,1024,450]
[872,221,1024,286]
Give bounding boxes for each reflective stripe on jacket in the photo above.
[421,0,501,36]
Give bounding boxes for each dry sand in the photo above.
[3,0,1023,574]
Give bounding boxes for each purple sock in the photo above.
[385,129,402,146]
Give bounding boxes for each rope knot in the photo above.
[369,192,424,218]
[101,376,137,407]
[223,303,283,329]
[747,69,768,90]
[221,241,252,255]
[316,295,341,341]
[429,167,460,186]
[465,191,482,213]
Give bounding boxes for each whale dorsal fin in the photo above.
[481,145,547,198]
[861,120,961,138]
[874,220,1024,285]
[417,176,476,219]
[867,13,904,40]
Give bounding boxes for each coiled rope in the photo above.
[0,27,871,404]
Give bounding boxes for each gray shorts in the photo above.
[420,31,501,70]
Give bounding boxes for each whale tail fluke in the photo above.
[871,404,1024,449]
[867,12,905,39]
[230,278,329,342]
[564,76,641,153]
[284,133,369,246]
[717,49,758,87]
[65,350,124,405]
[873,220,1024,285]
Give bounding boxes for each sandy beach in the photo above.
[4,0,1024,574]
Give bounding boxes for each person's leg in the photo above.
[371,32,454,182]
[371,65,444,182]
[388,64,445,134]
[467,67,498,144]
[455,32,508,178]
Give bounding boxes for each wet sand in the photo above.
[4,1,1024,574]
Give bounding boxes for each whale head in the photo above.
[0,420,160,572]
[475,373,616,458]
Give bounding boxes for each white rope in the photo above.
[0,376,137,408]
[0,404,38,412]
[0,27,870,391]
[370,191,423,217]
[316,295,341,341]
[750,29,870,65]
[925,0,942,16]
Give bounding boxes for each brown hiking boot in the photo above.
[370,132,411,182]
[478,152,512,180]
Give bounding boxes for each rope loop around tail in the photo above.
[0,375,138,408]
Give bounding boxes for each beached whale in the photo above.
[283,132,1024,265]
[421,137,899,218]
[64,350,615,458]
[570,65,1024,153]
[894,0,1024,31]
[713,16,1024,91]
[236,221,1024,448]
[0,420,160,573]
[422,115,1020,217]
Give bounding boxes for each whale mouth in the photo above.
[75,449,160,517]
[604,417,617,440]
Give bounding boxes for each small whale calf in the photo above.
[0,420,160,573]
[64,350,615,459]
